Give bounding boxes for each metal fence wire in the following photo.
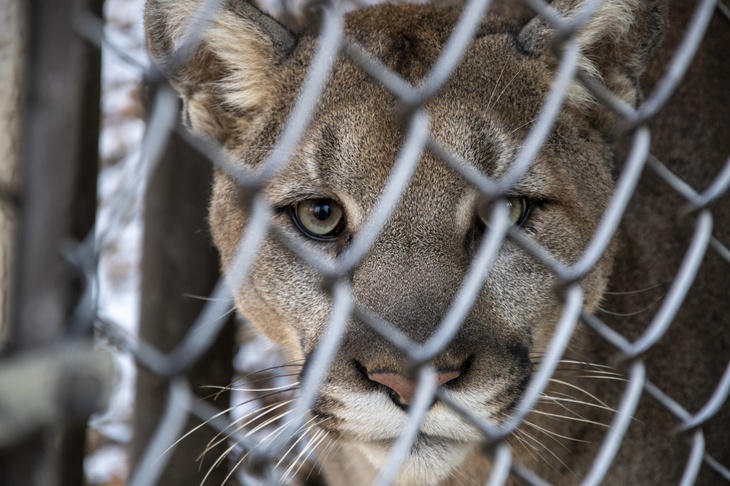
[1,0,730,484]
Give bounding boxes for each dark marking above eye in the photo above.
[316,124,341,164]
[390,33,419,74]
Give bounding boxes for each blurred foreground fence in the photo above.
[0,0,112,484]
[0,0,729,484]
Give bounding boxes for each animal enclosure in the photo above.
[0,0,729,484]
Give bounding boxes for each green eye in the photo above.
[292,199,346,240]
[476,196,530,229]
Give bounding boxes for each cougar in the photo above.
[144,0,730,483]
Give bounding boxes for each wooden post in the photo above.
[132,129,236,484]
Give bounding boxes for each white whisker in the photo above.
[244,408,296,438]
[530,409,610,428]
[486,57,511,112]
[597,295,664,317]
[547,379,612,409]
[316,435,340,475]
[554,360,618,371]
[163,401,245,461]
[202,382,300,393]
[515,428,572,475]
[274,417,319,469]
[523,419,589,445]
[204,399,296,452]
[603,283,663,295]
[290,428,330,483]
[510,432,540,465]
[215,411,309,486]
[182,293,235,302]
[280,428,326,484]
[571,375,627,382]
[539,394,617,414]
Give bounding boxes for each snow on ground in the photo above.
[88,0,147,483]
[90,1,288,483]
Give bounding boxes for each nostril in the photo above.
[368,372,417,406]
[366,368,463,408]
[436,369,461,386]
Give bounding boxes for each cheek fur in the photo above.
[240,241,333,348]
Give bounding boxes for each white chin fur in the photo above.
[357,438,472,486]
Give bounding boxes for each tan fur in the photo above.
[145,0,730,484]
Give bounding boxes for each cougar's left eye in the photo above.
[477,196,530,229]
[292,199,346,240]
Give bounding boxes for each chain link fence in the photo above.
[1,0,729,484]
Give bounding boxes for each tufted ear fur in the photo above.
[145,0,296,142]
[518,0,668,126]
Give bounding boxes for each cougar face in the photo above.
[200,9,619,479]
[145,0,730,483]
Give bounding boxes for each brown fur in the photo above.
[145,0,729,483]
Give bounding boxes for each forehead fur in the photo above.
[341,4,535,83]
[224,1,613,253]
[227,3,559,170]
[257,7,552,168]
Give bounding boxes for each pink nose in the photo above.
[367,369,461,406]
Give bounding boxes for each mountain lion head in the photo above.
[144,0,730,483]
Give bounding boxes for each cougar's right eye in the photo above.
[292,199,346,240]
[476,196,531,229]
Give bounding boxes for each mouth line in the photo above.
[363,432,471,448]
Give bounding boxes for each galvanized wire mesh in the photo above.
[2,0,729,484]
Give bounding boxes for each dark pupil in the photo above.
[313,202,331,221]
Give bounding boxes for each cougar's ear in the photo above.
[145,0,296,142]
[518,0,667,123]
